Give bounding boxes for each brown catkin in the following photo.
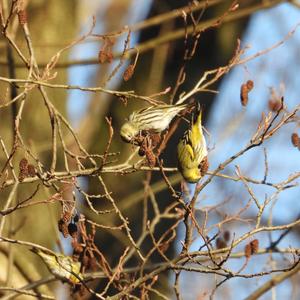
[98,50,107,64]
[268,99,282,112]
[149,133,161,148]
[291,133,299,147]
[17,10,27,25]
[19,158,28,171]
[245,239,259,258]
[245,243,252,258]
[62,211,72,224]
[216,237,227,249]
[145,149,156,168]
[199,156,209,176]
[246,80,254,91]
[250,239,259,254]
[27,164,36,177]
[58,217,71,238]
[240,80,254,106]
[223,230,231,242]
[19,158,29,182]
[123,64,135,81]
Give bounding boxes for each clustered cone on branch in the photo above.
[245,239,259,258]
[18,158,36,182]
[134,132,162,168]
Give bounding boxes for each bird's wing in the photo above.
[178,135,195,168]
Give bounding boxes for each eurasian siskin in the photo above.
[177,105,208,183]
[120,103,187,142]
[32,248,82,284]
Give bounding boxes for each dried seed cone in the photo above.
[27,164,36,177]
[19,158,29,182]
[268,99,282,112]
[123,64,135,81]
[223,230,231,242]
[149,133,161,148]
[199,156,209,176]
[240,80,254,107]
[62,211,72,224]
[145,149,156,168]
[291,133,299,147]
[19,158,28,171]
[58,218,69,238]
[98,50,107,64]
[216,237,227,249]
[246,80,254,91]
[250,239,259,254]
[245,243,252,258]
[18,10,27,25]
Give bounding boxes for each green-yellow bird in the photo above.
[177,106,208,183]
[32,248,82,284]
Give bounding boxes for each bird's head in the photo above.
[120,122,138,143]
[182,168,202,183]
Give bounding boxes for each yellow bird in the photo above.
[32,248,82,284]
[177,106,208,183]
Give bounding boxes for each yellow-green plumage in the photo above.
[177,108,208,183]
[32,248,82,284]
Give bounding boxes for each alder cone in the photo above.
[199,156,209,176]
[291,133,299,147]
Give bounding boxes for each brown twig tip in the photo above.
[17,9,27,25]
[123,64,135,81]
[291,133,299,147]
[240,80,254,106]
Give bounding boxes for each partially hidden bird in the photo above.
[31,248,82,284]
[177,105,208,183]
[120,103,187,143]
